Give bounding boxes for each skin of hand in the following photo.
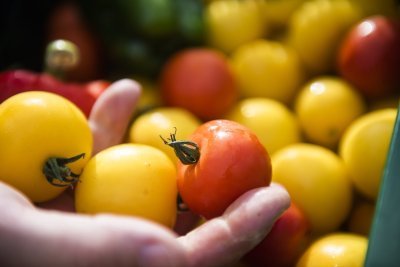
[0,79,291,267]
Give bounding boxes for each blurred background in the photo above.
[1,1,400,266]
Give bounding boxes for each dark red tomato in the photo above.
[0,70,109,117]
[337,15,400,99]
[176,119,272,219]
[159,48,238,121]
[243,202,309,267]
[59,80,110,117]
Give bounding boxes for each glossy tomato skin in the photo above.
[338,15,400,99]
[0,91,92,203]
[177,119,272,219]
[160,48,238,121]
[243,202,309,267]
[75,144,178,228]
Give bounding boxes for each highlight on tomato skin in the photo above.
[175,119,273,219]
[337,15,400,99]
[0,91,93,203]
[75,143,178,228]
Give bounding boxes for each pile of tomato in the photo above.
[1,0,400,266]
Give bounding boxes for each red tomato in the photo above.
[337,15,400,99]
[176,119,272,219]
[159,48,238,121]
[84,80,111,99]
[243,202,310,267]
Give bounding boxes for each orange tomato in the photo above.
[159,48,238,121]
[174,119,272,219]
[243,202,310,267]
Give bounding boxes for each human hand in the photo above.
[0,79,290,267]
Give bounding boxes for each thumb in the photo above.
[179,183,290,267]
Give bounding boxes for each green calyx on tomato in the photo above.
[43,153,85,187]
[160,127,200,165]
[175,119,272,219]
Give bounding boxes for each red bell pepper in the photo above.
[0,69,110,117]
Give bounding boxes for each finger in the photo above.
[39,79,141,211]
[178,183,291,267]
[0,181,33,209]
[1,182,187,267]
[89,79,141,154]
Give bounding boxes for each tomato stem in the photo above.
[43,153,85,187]
[160,127,200,165]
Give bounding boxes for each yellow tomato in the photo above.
[288,0,362,74]
[294,76,367,149]
[128,107,201,164]
[272,143,353,234]
[75,144,177,228]
[260,0,309,29]
[226,97,302,154]
[134,76,162,112]
[230,39,304,104]
[339,108,397,200]
[205,0,267,53]
[0,91,92,202]
[296,233,368,267]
